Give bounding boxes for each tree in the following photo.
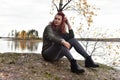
[51,0,99,26]
[51,0,99,55]
[52,0,72,12]
[20,30,27,39]
[50,0,120,68]
[27,29,39,39]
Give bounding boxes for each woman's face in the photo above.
[53,15,62,26]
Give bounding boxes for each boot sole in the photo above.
[71,70,85,74]
[85,65,99,68]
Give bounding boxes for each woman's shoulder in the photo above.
[46,24,51,27]
[45,24,52,29]
[44,24,53,31]
[46,22,52,27]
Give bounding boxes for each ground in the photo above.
[0,53,120,80]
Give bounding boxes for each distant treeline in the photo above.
[1,37,120,42]
[76,38,120,42]
[40,37,120,42]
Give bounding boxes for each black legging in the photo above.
[42,38,89,61]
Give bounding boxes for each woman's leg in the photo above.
[42,42,85,73]
[55,45,85,73]
[42,43,74,61]
[68,38,89,58]
[68,38,99,68]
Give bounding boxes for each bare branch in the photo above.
[61,0,72,11]
[90,41,98,56]
[58,0,63,12]
[52,0,72,12]
[52,1,59,12]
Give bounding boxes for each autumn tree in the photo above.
[20,30,27,39]
[50,0,120,68]
[27,29,39,39]
[50,0,99,55]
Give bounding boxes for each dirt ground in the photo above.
[0,53,120,80]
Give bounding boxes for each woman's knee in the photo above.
[67,38,78,46]
[60,46,70,52]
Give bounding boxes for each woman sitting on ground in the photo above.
[41,12,99,74]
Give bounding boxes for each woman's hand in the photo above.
[61,40,71,49]
[64,17,72,30]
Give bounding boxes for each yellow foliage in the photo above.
[20,30,27,39]
[107,45,112,49]
[19,41,26,50]
[51,0,99,27]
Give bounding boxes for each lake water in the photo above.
[0,38,120,70]
[0,39,42,53]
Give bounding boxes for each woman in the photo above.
[41,12,99,74]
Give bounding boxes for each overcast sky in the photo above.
[0,0,52,37]
[91,0,120,27]
[0,0,120,37]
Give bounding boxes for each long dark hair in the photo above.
[51,12,66,34]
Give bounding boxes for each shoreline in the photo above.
[1,36,120,42]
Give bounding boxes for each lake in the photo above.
[0,38,42,53]
[0,38,120,70]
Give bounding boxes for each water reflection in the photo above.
[0,39,42,53]
[13,40,40,51]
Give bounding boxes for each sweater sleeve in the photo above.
[61,29,74,41]
[69,29,74,38]
[44,25,63,44]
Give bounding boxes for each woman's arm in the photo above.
[44,25,63,43]
[64,17,75,39]
[64,17,72,30]
[61,39,71,49]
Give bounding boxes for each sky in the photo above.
[0,0,52,37]
[91,0,120,27]
[0,0,120,37]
